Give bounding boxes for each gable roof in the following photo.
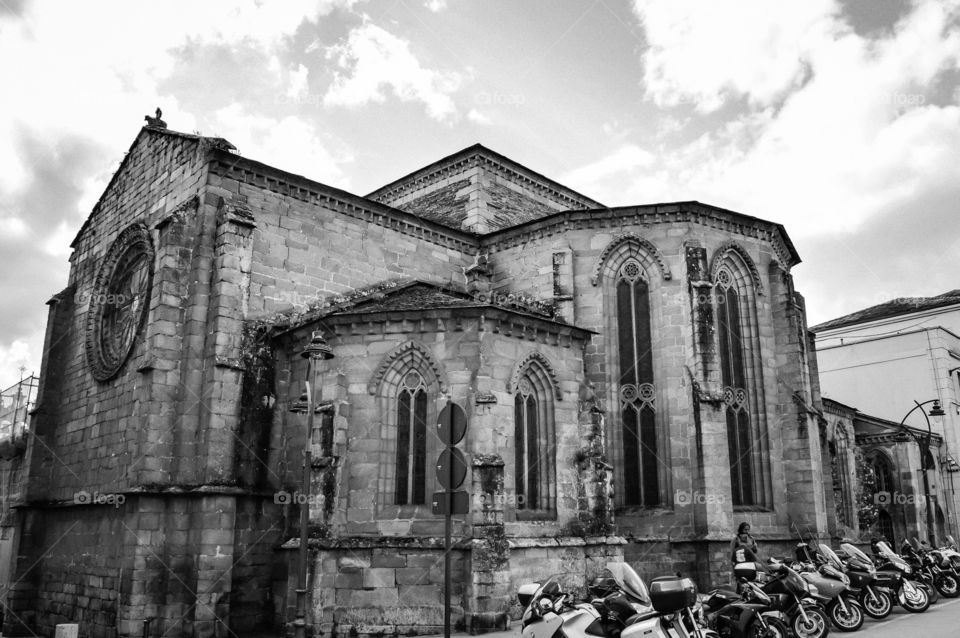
[70,127,235,248]
[811,289,960,332]
[365,143,604,233]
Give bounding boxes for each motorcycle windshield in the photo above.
[841,543,874,571]
[604,562,651,605]
[876,542,909,569]
[819,543,843,570]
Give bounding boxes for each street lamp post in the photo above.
[288,330,334,638]
[895,399,945,546]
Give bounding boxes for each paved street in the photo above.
[854,596,960,637]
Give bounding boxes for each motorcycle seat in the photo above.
[624,609,661,625]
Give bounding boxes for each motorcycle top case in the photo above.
[649,576,696,613]
[733,562,758,582]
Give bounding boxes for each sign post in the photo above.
[434,401,468,638]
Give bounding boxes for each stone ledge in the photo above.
[508,535,627,549]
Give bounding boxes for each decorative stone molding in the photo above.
[84,223,155,382]
[591,233,671,285]
[709,243,764,296]
[507,351,562,401]
[367,340,448,395]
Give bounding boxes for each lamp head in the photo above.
[928,400,945,418]
[301,330,334,360]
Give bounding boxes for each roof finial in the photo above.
[144,107,167,129]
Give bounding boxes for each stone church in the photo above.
[9,122,836,638]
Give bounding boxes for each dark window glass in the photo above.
[395,372,427,506]
[617,265,658,507]
[717,274,756,506]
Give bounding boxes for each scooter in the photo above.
[517,562,717,638]
[838,543,891,620]
[698,562,790,638]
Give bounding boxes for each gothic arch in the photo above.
[710,243,763,296]
[508,351,562,401]
[591,233,671,285]
[368,341,448,395]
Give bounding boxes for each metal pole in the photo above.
[919,402,936,546]
[295,370,315,638]
[444,415,453,638]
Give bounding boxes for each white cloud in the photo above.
[0,340,34,390]
[214,104,352,187]
[562,145,656,192]
[635,0,837,112]
[586,0,960,236]
[324,23,463,122]
[425,0,448,11]
[467,109,492,125]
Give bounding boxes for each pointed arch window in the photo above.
[514,362,557,516]
[395,370,428,506]
[715,264,770,508]
[374,342,444,515]
[616,259,660,508]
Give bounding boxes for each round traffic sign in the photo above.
[436,402,467,445]
[436,447,467,489]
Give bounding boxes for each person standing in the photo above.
[731,522,759,564]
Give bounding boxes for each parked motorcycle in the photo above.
[698,562,790,638]
[870,540,931,613]
[756,559,830,638]
[838,543,891,620]
[794,544,863,632]
[904,538,960,598]
[517,562,717,638]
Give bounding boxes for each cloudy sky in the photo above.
[1,0,959,389]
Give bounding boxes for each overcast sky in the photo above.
[1,0,958,389]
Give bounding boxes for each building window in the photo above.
[374,341,444,515]
[513,360,557,516]
[395,371,427,506]
[715,261,770,509]
[616,260,660,507]
[831,426,854,527]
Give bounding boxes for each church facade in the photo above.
[10,125,834,638]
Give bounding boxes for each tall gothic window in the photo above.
[395,370,427,505]
[616,260,660,507]
[513,359,557,516]
[375,341,443,514]
[715,261,769,508]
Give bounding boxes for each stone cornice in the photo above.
[300,305,594,348]
[481,203,800,269]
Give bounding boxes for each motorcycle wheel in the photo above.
[746,617,790,638]
[860,589,892,619]
[924,581,939,604]
[828,598,864,632]
[791,607,829,638]
[900,583,931,613]
[936,573,960,598]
